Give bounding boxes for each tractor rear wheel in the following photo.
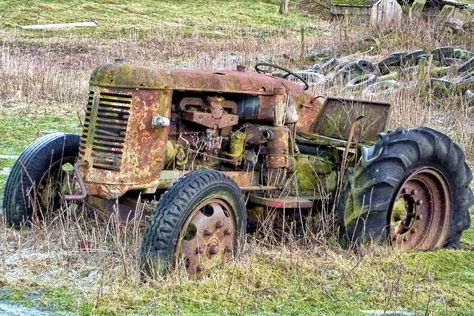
[3,133,80,228]
[340,127,473,250]
[140,169,246,277]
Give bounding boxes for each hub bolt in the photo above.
[216,221,223,229]
[209,244,219,255]
[224,228,232,236]
[196,246,204,254]
[203,229,212,236]
[196,265,202,272]
[224,246,232,253]
[411,189,417,195]
[416,200,423,205]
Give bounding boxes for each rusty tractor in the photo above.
[3,61,473,276]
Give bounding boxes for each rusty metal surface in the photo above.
[91,63,291,95]
[180,97,239,129]
[85,195,143,224]
[78,63,376,207]
[78,63,320,200]
[262,126,290,169]
[311,97,391,144]
[64,162,88,201]
[222,171,257,187]
[141,170,258,193]
[294,96,324,133]
[390,167,452,251]
[250,194,314,209]
[79,87,170,198]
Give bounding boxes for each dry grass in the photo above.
[0,5,474,315]
[1,208,473,314]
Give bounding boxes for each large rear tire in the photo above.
[3,133,80,227]
[140,169,247,277]
[340,127,473,249]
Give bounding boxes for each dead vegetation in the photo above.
[0,5,474,314]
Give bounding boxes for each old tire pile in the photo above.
[296,47,474,101]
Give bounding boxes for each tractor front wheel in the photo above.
[340,127,473,250]
[140,169,246,277]
[3,133,80,228]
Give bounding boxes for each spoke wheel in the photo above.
[390,167,452,250]
[178,199,236,275]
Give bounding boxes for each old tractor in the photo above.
[3,61,473,276]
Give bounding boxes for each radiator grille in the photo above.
[79,91,132,171]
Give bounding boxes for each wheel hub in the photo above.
[390,167,452,250]
[37,161,75,216]
[179,199,235,275]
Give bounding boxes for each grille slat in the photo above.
[98,103,131,111]
[95,127,127,137]
[96,118,129,127]
[92,143,125,152]
[97,112,130,119]
[94,134,126,143]
[79,91,132,171]
[100,92,133,101]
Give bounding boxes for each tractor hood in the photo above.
[90,62,299,96]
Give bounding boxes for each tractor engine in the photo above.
[76,62,321,211]
[165,93,294,187]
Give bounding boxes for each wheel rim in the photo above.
[177,198,236,275]
[390,167,452,250]
[36,158,75,217]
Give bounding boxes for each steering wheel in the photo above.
[255,62,309,90]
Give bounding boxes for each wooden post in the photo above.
[279,0,289,15]
[300,25,306,62]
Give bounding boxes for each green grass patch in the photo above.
[0,114,80,198]
[0,0,316,38]
[0,114,80,156]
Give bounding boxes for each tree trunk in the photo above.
[279,0,289,15]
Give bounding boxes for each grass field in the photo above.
[0,0,317,38]
[0,0,473,315]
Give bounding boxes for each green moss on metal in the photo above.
[294,154,335,194]
[164,141,177,167]
[319,112,347,139]
[228,131,246,159]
